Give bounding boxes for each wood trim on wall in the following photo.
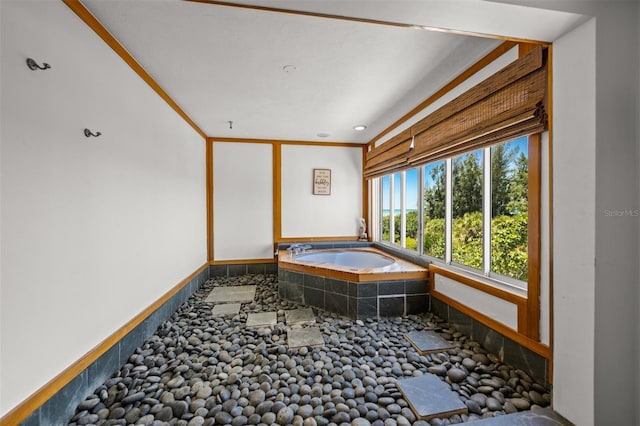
[211,139,367,261]
[367,41,518,149]
[276,236,361,243]
[62,0,207,140]
[526,135,542,340]
[429,264,526,306]
[0,263,209,426]
[273,143,282,246]
[431,288,551,360]
[210,136,366,148]
[209,259,276,265]
[362,146,369,239]
[546,44,554,384]
[183,0,552,45]
[430,264,529,335]
[429,265,550,359]
[206,139,214,261]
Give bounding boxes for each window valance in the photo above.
[364,46,548,179]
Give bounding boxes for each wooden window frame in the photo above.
[370,42,547,343]
[378,133,548,342]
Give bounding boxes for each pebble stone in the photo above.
[66,274,551,426]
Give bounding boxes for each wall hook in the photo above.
[26,58,51,71]
[228,121,233,130]
[84,128,102,138]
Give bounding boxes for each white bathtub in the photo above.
[277,247,429,318]
[294,250,395,269]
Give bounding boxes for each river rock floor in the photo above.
[67,274,551,426]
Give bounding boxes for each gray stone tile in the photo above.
[228,264,248,276]
[40,369,89,426]
[246,312,277,327]
[397,374,467,421]
[212,303,241,317]
[430,297,448,320]
[405,330,455,355]
[449,306,473,338]
[466,407,571,425]
[504,336,548,387]
[247,263,266,275]
[288,327,324,348]
[285,308,316,325]
[21,407,41,426]
[205,285,256,303]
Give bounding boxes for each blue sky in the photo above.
[383,136,528,211]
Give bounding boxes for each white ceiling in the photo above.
[82,0,586,144]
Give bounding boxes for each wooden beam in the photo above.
[525,134,542,340]
[273,143,282,248]
[210,136,365,148]
[206,139,214,261]
[209,258,275,265]
[183,0,552,45]
[62,0,207,140]
[362,146,369,240]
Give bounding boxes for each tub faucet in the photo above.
[287,243,311,258]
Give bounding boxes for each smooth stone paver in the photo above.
[288,327,324,348]
[466,407,571,425]
[285,308,316,325]
[246,312,277,327]
[211,303,241,317]
[205,285,256,303]
[404,330,455,354]
[397,374,467,421]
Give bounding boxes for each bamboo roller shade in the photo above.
[364,46,548,179]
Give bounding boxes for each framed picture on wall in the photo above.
[313,168,331,195]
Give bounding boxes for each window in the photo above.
[404,169,420,252]
[378,136,532,289]
[381,175,391,243]
[392,172,402,247]
[423,161,445,259]
[491,138,528,281]
[380,169,420,251]
[451,149,483,270]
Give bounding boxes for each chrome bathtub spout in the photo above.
[287,243,312,259]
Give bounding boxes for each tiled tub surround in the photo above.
[278,243,549,388]
[278,247,429,319]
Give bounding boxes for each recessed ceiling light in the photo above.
[282,65,298,73]
[317,132,331,138]
[353,125,367,131]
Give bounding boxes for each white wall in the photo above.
[213,142,273,260]
[500,1,639,424]
[281,145,363,238]
[434,274,519,329]
[591,3,639,424]
[0,1,206,415]
[637,5,640,423]
[551,18,597,425]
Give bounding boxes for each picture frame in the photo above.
[313,168,331,195]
